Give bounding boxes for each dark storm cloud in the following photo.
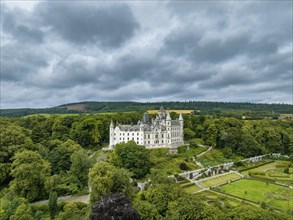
[36,2,139,48]
[1,1,292,108]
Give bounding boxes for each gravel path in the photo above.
[32,194,90,205]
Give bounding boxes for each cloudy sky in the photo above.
[1,1,292,108]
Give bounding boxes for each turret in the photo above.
[109,120,114,149]
[179,113,184,139]
[143,112,149,124]
[158,106,166,119]
[166,112,171,126]
[179,112,183,121]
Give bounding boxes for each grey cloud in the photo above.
[2,5,44,44]
[36,2,139,48]
[0,1,292,108]
[1,43,48,82]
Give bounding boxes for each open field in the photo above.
[241,161,293,186]
[220,179,293,211]
[147,110,194,114]
[199,172,242,188]
[279,114,293,120]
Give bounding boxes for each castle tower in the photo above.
[158,106,166,120]
[179,112,184,139]
[166,112,171,146]
[109,120,114,149]
[143,112,149,124]
[140,120,144,145]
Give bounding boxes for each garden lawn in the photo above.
[220,179,293,211]
[199,172,242,188]
[241,161,281,176]
[181,184,202,193]
[196,149,232,167]
[241,161,293,186]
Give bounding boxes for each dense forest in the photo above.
[1,101,292,117]
[0,111,292,219]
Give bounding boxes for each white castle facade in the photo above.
[109,106,184,149]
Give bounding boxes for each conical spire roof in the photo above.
[179,112,183,121]
[166,112,171,121]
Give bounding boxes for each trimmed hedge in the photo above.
[238,160,274,172]
[180,182,195,188]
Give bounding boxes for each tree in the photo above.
[184,128,195,140]
[166,194,206,220]
[51,119,70,141]
[48,191,58,219]
[110,141,151,178]
[1,192,29,220]
[88,162,132,203]
[70,149,93,186]
[57,202,89,220]
[91,193,139,220]
[10,150,51,201]
[10,202,34,220]
[70,118,102,148]
[0,163,11,185]
[145,184,183,216]
[283,167,289,174]
[47,140,82,174]
[0,121,29,163]
[133,200,162,220]
[203,123,217,146]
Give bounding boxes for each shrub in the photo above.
[180,182,194,188]
[179,163,188,171]
[248,170,265,176]
[178,146,187,153]
[283,167,289,174]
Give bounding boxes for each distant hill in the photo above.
[0,101,292,117]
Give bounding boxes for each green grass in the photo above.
[181,183,202,193]
[241,161,293,186]
[199,172,242,188]
[198,190,255,208]
[149,147,207,176]
[220,179,293,211]
[196,149,232,167]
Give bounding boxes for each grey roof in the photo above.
[117,125,140,131]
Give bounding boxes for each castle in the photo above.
[109,106,184,149]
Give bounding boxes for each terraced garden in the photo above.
[220,179,293,211]
[198,172,242,188]
[149,147,207,176]
[241,161,293,186]
[180,182,202,193]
